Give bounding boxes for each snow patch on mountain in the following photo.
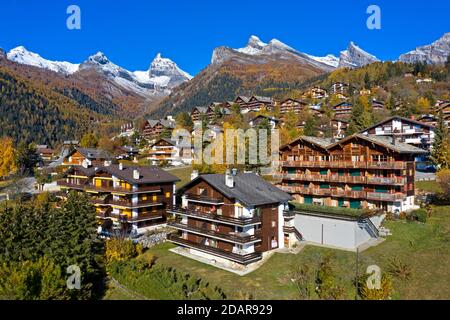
[338,42,379,68]
[7,46,80,74]
[237,35,267,55]
[305,54,340,68]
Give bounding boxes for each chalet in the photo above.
[277,134,427,214]
[233,95,274,113]
[115,146,139,161]
[417,114,437,126]
[332,101,353,118]
[234,96,250,106]
[58,163,179,234]
[36,145,56,163]
[141,118,176,139]
[302,87,328,100]
[372,99,385,111]
[249,115,280,129]
[167,170,293,267]
[331,118,349,138]
[190,106,210,123]
[330,82,352,96]
[437,102,450,122]
[279,98,307,114]
[62,147,112,166]
[359,116,436,153]
[147,137,192,166]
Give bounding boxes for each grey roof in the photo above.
[159,120,176,128]
[282,134,427,155]
[301,136,335,149]
[251,95,273,103]
[75,148,112,160]
[235,96,250,103]
[180,173,293,207]
[100,165,180,184]
[357,134,428,154]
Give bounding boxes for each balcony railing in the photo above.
[167,234,262,265]
[108,199,164,208]
[276,173,405,186]
[96,211,163,223]
[279,186,331,196]
[167,222,261,244]
[330,189,366,199]
[366,192,405,202]
[185,193,225,204]
[280,161,407,170]
[57,180,161,194]
[167,207,261,226]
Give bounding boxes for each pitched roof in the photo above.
[235,96,250,103]
[250,95,273,103]
[179,173,293,207]
[74,148,112,160]
[328,134,428,154]
[98,165,180,184]
[192,106,208,114]
[359,116,435,132]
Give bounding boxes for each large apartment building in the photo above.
[58,163,179,233]
[167,170,292,266]
[278,134,427,213]
[359,116,435,154]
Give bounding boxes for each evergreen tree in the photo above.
[14,142,39,175]
[303,116,317,137]
[431,110,450,169]
[347,97,373,135]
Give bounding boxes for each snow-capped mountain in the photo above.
[7,46,79,74]
[211,35,337,71]
[338,42,379,68]
[399,32,450,65]
[305,53,340,68]
[6,46,191,97]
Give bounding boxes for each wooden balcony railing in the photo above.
[167,207,261,226]
[276,173,405,186]
[57,180,161,194]
[280,161,407,170]
[96,211,163,223]
[279,186,331,196]
[167,234,262,265]
[366,192,406,202]
[167,222,261,244]
[185,193,225,204]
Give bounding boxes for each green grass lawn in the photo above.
[166,166,193,188]
[416,180,443,194]
[104,205,450,300]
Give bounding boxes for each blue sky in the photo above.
[1,0,449,75]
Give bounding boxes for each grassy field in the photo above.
[105,205,450,300]
[416,180,443,193]
[166,166,193,188]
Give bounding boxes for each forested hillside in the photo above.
[0,66,110,146]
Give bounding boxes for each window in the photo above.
[272,221,276,227]
[142,195,147,201]
[198,188,206,195]
[152,195,157,202]
[165,192,171,199]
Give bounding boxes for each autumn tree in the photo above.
[347,96,373,135]
[0,137,16,177]
[175,112,194,131]
[80,132,99,148]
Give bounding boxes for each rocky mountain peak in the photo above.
[399,32,450,64]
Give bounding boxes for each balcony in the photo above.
[96,211,163,223]
[167,234,262,265]
[108,199,164,209]
[167,222,261,245]
[185,193,225,205]
[280,161,407,170]
[167,207,261,226]
[330,189,366,199]
[366,176,405,185]
[366,192,406,202]
[280,186,331,196]
[57,180,161,194]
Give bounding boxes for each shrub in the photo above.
[387,256,413,280]
[105,238,137,264]
[410,209,427,223]
[359,273,393,300]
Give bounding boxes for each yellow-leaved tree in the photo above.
[0,137,16,178]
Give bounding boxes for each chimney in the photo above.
[119,163,124,170]
[225,169,234,188]
[82,160,89,168]
[231,168,238,176]
[104,160,111,167]
[191,170,199,181]
[133,169,140,180]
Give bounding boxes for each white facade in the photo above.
[292,213,384,251]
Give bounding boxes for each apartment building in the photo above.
[278,134,427,213]
[167,170,292,266]
[58,163,179,234]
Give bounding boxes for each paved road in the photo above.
[415,171,436,181]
